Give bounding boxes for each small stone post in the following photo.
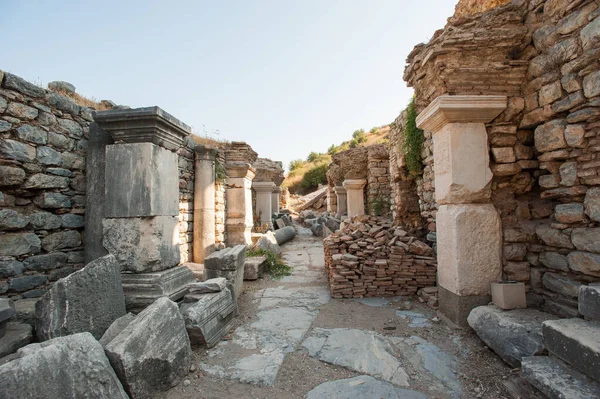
[271,186,281,214]
[94,106,196,312]
[253,181,276,230]
[343,179,367,218]
[327,186,337,214]
[334,186,347,218]
[193,147,216,264]
[225,163,256,246]
[416,95,507,327]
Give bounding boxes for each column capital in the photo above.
[194,144,217,161]
[226,162,256,180]
[94,106,191,151]
[416,95,507,134]
[342,179,367,191]
[334,185,346,195]
[253,181,276,192]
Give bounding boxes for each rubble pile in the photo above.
[324,216,437,299]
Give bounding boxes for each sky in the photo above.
[1,0,456,172]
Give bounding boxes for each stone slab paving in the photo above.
[198,226,463,398]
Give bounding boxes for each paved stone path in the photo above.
[197,226,465,398]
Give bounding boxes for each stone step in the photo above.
[543,318,600,382]
[579,284,600,321]
[521,356,600,399]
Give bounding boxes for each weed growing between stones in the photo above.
[401,97,424,178]
[246,249,292,279]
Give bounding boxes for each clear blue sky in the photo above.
[1,0,455,171]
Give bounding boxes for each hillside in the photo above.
[283,124,390,194]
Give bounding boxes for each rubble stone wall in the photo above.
[0,71,89,299]
[399,0,600,316]
[366,145,392,218]
[215,150,227,250]
[178,138,196,263]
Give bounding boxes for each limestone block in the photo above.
[534,119,567,153]
[584,187,600,222]
[244,256,267,280]
[99,313,136,347]
[102,216,180,273]
[105,143,178,217]
[568,251,600,277]
[343,179,367,217]
[34,254,126,341]
[555,203,585,224]
[105,297,192,398]
[179,287,237,347]
[252,231,282,255]
[120,266,195,312]
[436,204,502,296]
[253,181,275,228]
[542,273,581,298]
[0,332,129,399]
[572,228,600,253]
[205,245,246,301]
[188,278,227,294]
[432,123,493,204]
[0,322,32,359]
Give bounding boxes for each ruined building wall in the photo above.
[178,137,196,263]
[401,0,600,316]
[215,150,227,250]
[0,72,89,299]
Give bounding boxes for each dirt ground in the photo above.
[162,230,513,399]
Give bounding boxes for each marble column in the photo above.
[193,147,216,264]
[343,179,367,218]
[271,186,282,215]
[225,163,256,246]
[253,181,276,230]
[334,186,347,218]
[416,95,507,327]
[94,106,195,312]
[327,186,337,214]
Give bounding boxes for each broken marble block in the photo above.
[188,277,227,294]
[0,332,129,399]
[99,313,136,347]
[0,322,33,359]
[253,231,282,255]
[0,299,16,338]
[105,297,192,399]
[244,256,267,280]
[204,245,246,301]
[35,254,126,341]
[179,286,237,348]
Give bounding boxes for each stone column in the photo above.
[327,186,337,214]
[334,186,347,218]
[271,186,281,215]
[253,181,276,230]
[343,179,367,218]
[94,106,195,312]
[225,163,256,246]
[416,95,507,327]
[193,147,216,264]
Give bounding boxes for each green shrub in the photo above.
[301,164,328,189]
[246,249,292,279]
[352,129,365,139]
[307,152,322,163]
[371,197,390,216]
[370,127,379,134]
[402,97,424,177]
[215,160,227,182]
[327,144,339,155]
[289,159,305,171]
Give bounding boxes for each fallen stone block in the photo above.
[99,313,136,347]
[0,322,32,359]
[105,297,192,399]
[253,232,281,255]
[579,284,600,321]
[467,305,557,367]
[274,225,296,245]
[35,254,126,341]
[205,245,246,301]
[244,256,267,280]
[306,375,428,399]
[521,356,600,399]
[0,332,129,399]
[179,287,237,348]
[183,262,204,281]
[188,277,227,294]
[310,222,323,237]
[542,318,600,382]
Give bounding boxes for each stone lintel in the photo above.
[120,265,195,313]
[334,186,346,195]
[94,106,191,151]
[416,95,508,133]
[225,163,256,180]
[342,179,367,191]
[253,181,276,192]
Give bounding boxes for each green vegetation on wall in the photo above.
[401,97,424,177]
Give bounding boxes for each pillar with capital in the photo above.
[342,179,367,218]
[225,163,256,246]
[253,181,276,230]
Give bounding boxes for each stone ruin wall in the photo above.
[0,72,89,298]
[398,0,600,317]
[0,71,278,301]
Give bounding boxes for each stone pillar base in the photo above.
[437,286,490,329]
[121,266,195,313]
